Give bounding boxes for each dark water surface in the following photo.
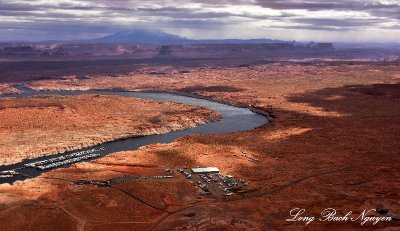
[0,86,267,183]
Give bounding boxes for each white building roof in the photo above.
[191,167,220,173]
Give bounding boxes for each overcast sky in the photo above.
[0,0,399,42]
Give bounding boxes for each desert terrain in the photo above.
[0,94,221,165]
[0,61,398,230]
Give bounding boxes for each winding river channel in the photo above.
[0,86,267,184]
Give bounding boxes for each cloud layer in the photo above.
[0,0,399,42]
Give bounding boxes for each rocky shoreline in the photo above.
[0,94,222,165]
[0,84,20,95]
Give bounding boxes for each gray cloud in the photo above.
[290,17,390,29]
[0,0,399,42]
[255,0,400,18]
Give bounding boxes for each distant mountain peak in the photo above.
[94,29,187,43]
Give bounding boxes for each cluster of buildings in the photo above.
[152,175,173,179]
[74,179,111,187]
[157,166,249,197]
[195,171,243,196]
[190,167,247,197]
[70,165,249,199]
